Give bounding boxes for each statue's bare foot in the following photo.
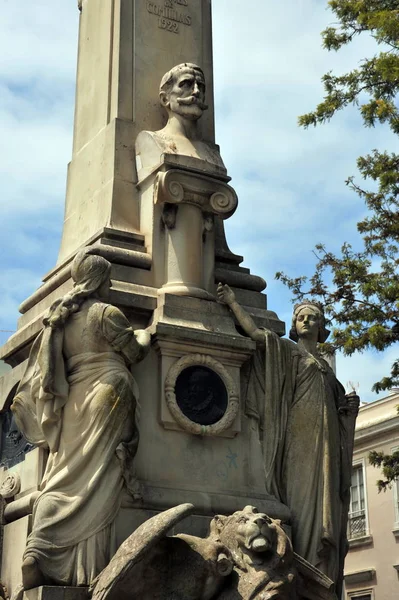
[22,557,44,590]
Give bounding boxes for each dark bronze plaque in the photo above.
[175,366,228,425]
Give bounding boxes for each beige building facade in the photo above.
[344,392,399,599]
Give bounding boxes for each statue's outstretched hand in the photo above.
[134,329,152,363]
[135,329,151,348]
[339,391,360,416]
[345,392,360,414]
[217,283,235,306]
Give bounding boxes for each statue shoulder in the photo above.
[261,329,298,352]
[136,129,173,157]
[278,336,302,360]
[136,130,165,152]
[83,300,111,325]
[135,130,169,178]
[97,302,124,320]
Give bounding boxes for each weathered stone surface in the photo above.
[4,493,40,525]
[129,292,291,521]
[92,504,296,600]
[91,503,233,600]
[217,285,359,595]
[23,587,88,600]
[212,506,296,600]
[1,516,30,599]
[11,251,151,590]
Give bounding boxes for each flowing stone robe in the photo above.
[12,300,145,586]
[244,329,352,583]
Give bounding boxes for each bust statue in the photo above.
[136,63,226,176]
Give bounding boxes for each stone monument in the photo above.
[0,2,358,599]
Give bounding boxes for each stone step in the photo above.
[23,587,89,600]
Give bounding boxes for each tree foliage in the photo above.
[369,448,399,490]
[276,0,399,393]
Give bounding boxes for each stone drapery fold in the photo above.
[245,329,348,583]
[12,301,141,586]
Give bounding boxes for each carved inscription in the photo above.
[147,0,192,34]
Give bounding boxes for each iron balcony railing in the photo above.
[348,509,367,539]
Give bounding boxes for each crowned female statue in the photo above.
[217,283,359,594]
[12,249,151,591]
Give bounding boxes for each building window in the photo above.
[348,463,368,539]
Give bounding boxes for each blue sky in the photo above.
[1,0,398,401]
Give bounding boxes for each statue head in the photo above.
[45,249,112,329]
[159,63,208,122]
[289,301,330,344]
[71,250,111,297]
[209,506,294,578]
[210,506,277,557]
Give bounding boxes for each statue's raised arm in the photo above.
[218,289,359,596]
[217,283,266,344]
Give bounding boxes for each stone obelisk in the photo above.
[59,0,215,262]
[0,2,287,597]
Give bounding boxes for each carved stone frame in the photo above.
[164,354,239,436]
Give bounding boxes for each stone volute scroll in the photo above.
[10,249,152,594]
[164,354,239,436]
[155,169,237,222]
[0,473,21,500]
[136,63,238,299]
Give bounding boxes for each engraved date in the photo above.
[158,17,179,33]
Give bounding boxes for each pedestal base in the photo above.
[23,588,88,600]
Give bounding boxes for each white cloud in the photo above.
[0,1,78,83]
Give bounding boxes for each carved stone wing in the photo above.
[90,503,195,600]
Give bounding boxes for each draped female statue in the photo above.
[12,250,151,591]
[217,283,359,593]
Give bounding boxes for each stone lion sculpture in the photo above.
[90,504,233,600]
[90,504,296,600]
[210,506,296,599]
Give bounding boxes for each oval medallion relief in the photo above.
[165,354,239,436]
